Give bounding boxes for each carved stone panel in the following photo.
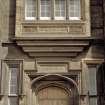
[37,62,68,73]
[21,22,85,35]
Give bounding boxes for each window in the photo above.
[40,0,51,20]
[8,64,19,105]
[9,66,19,95]
[69,0,81,20]
[25,0,36,20]
[0,60,23,104]
[55,0,66,20]
[25,0,81,20]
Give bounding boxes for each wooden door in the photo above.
[37,86,69,105]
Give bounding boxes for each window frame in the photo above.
[24,0,82,21]
[69,0,81,20]
[0,60,23,104]
[54,0,66,20]
[8,64,20,96]
[7,63,20,105]
[40,0,51,20]
[25,0,37,20]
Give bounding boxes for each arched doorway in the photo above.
[31,74,79,105]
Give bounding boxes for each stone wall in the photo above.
[90,0,104,37]
[0,0,16,59]
[0,0,105,105]
[0,0,104,40]
[103,0,105,51]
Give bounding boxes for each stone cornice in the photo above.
[12,36,104,41]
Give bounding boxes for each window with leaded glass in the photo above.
[25,0,81,20]
[55,0,66,20]
[25,0,36,20]
[8,64,20,105]
[40,0,51,20]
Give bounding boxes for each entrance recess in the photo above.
[31,74,79,105]
[37,86,69,105]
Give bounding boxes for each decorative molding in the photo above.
[1,59,23,95]
[15,39,90,58]
[39,26,67,33]
[32,81,71,93]
[37,62,68,73]
[82,59,104,65]
[21,22,85,35]
[31,74,78,89]
[25,71,81,77]
[3,59,23,64]
[24,60,82,73]
[23,46,84,52]
[25,67,81,94]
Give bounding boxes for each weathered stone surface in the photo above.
[69,61,81,70]
[91,6,103,28]
[90,0,104,36]
[0,0,104,105]
[23,61,36,70]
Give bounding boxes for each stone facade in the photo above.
[0,0,105,105]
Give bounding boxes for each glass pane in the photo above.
[9,97,18,105]
[40,0,50,17]
[9,67,18,95]
[55,0,66,17]
[88,67,97,95]
[25,0,36,19]
[69,0,80,19]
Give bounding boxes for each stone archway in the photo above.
[31,74,79,105]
